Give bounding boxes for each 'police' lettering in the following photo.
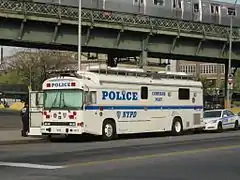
[102,91,138,100]
[109,91,115,100]
[51,82,70,87]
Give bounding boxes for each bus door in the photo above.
[28,91,43,136]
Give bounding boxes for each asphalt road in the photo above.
[0,131,240,180]
[0,109,21,130]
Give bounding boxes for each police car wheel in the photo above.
[234,121,239,130]
[171,118,183,136]
[102,120,116,141]
[217,122,223,132]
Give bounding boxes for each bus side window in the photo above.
[90,91,97,104]
[141,86,148,99]
[178,88,190,100]
[86,91,97,104]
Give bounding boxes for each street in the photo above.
[0,109,21,130]
[0,131,240,180]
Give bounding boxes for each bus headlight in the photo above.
[69,122,76,126]
[44,122,51,126]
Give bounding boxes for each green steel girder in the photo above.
[0,18,240,61]
[0,0,239,42]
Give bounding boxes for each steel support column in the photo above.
[51,21,61,43]
[85,26,93,46]
[138,35,149,68]
[115,29,124,47]
[18,19,26,40]
[220,41,228,57]
[195,39,205,55]
[170,36,179,53]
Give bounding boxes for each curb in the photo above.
[0,138,48,145]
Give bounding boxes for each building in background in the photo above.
[168,60,225,88]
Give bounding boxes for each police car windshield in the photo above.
[44,89,83,110]
[204,111,222,118]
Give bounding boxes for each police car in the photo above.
[203,109,240,132]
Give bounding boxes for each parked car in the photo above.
[203,109,239,132]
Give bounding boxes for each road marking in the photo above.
[64,144,240,168]
[0,162,64,170]
[1,144,240,169]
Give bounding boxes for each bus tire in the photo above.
[102,119,117,141]
[47,135,55,142]
[171,117,183,136]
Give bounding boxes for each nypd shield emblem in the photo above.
[117,111,121,119]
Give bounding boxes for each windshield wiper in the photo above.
[49,92,60,112]
[60,93,71,112]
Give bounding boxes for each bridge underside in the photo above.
[0,17,240,66]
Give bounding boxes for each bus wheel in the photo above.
[47,135,55,142]
[102,119,116,141]
[171,118,183,136]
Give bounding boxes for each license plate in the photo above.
[56,129,61,132]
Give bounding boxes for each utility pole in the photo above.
[0,46,3,65]
[226,0,238,109]
[78,0,82,71]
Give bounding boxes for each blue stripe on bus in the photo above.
[85,105,203,110]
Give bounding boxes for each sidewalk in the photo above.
[0,130,47,145]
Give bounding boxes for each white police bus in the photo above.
[37,66,204,140]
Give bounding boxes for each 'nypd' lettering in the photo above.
[102,91,138,100]
[122,111,137,118]
[51,82,70,87]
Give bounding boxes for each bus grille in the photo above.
[47,122,72,126]
[193,113,201,125]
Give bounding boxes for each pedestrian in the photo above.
[20,101,29,137]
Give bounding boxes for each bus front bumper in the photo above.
[40,126,83,135]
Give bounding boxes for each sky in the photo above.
[1,46,21,57]
[217,0,240,4]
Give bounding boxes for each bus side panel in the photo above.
[83,109,103,135]
[174,87,203,130]
[83,82,203,136]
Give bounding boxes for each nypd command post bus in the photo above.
[39,66,204,140]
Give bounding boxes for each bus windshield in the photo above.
[44,89,84,110]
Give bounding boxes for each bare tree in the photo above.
[6,49,77,90]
